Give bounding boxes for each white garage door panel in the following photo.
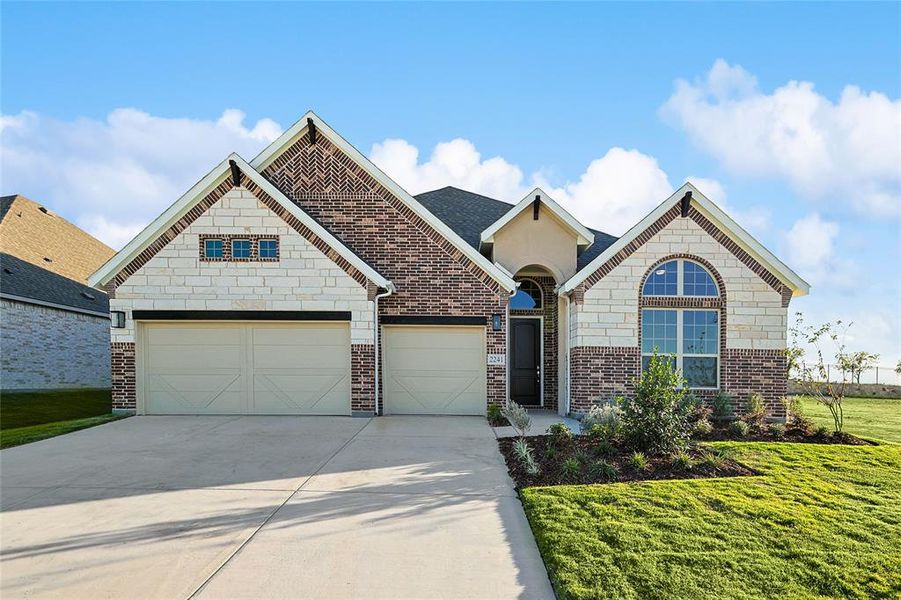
[142,322,350,415]
[383,326,486,415]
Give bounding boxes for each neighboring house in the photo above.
[0,195,114,390]
[88,112,809,418]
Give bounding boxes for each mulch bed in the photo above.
[498,435,756,488]
[488,415,510,427]
[697,425,875,446]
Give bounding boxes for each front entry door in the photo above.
[510,318,541,406]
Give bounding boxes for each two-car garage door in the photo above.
[142,322,350,415]
[140,322,487,416]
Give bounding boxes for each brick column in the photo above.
[111,342,136,413]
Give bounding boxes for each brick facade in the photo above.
[111,342,136,412]
[261,134,508,413]
[0,298,111,390]
[351,344,375,413]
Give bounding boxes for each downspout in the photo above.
[373,282,395,417]
[563,290,574,417]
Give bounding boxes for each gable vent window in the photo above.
[510,279,543,309]
[204,239,224,259]
[232,239,251,259]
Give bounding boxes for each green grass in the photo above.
[1,414,126,449]
[0,389,122,449]
[521,442,901,600]
[799,396,901,443]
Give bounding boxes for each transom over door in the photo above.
[382,325,486,415]
[141,322,350,415]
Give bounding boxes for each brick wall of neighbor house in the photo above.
[569,209,790,416]
[0,298,111,390]
[108,188,374,412]
[510,276,558,411]
[262,135,508,412]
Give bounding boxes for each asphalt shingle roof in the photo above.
[414,186,619,271]
[0,253,109,315]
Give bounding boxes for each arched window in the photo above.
[643,259,718,297]
[510,279,543,309]
[641,259,720,389]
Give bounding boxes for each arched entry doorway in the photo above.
[509,265,559,410]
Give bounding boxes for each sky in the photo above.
[1,2,899,366]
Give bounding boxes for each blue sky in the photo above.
[2,2,899,365]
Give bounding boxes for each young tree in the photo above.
[790,314,851,433]
[784,313,806,379]
[837,351,880,384]
[895,359,901,377]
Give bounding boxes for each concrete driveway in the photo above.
[0,416,553,599]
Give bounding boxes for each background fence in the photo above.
[796,363,901,386]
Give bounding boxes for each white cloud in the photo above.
[784,213,854,288]
[370,138,526,202]
[661,59,901,217]
[687,176,770,233]
[0,108,282,248]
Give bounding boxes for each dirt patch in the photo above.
[498,436,756,488]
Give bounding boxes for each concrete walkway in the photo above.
[0,416,553,599]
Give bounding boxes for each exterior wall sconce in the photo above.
[491,313,502,331]
[111,311,126,328]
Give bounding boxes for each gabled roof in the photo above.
[0,195,114,284]
[559,182,811,296]
[415,186,619,271]
[480,188,595,248]
[1,253,109,316]
[88,154,390,290]
[250,112,517,292]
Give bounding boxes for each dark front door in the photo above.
[510,318,541,406]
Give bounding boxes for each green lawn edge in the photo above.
[0,414,127,449]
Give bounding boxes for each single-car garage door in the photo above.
[141,322,350,415]
[382,325,486,415]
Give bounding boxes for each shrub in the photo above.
[581,400,624,441]
[547,422,573,447]
[593,440,615,458]
[671,450,694,470]
[560,457,582,480]
[573,449,591,465]
[622,351,692,455]
[729,420,750,438]
[589,459,619,481]
[743,393,767,430]
[502,403,532,438]
[794,416,816,434]
[487,404,503,425]
[815,425,830,438]
[544,445,559,461]
[687,393,712,422]
[780,396,804,424]
[512,438,540,475]
[712,392,734,420]
[628,451,650,472]
[701,450,726,470]
[768,423,787,438]
[693,418,714,438]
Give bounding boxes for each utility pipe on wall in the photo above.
[372,282,395,416]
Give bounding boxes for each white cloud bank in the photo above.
[784,213,854,289]
[0,108,281,248]
[661,59,901,217]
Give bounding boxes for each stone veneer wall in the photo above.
[509,276,558,411]
[569,208,790,417]
[108,187,374,412]
[262,134,508,411]
[1,298,111,390]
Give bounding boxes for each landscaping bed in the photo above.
[695,423,874,445]
[499,435,754,488]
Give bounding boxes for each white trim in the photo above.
[640,307,720,390]
[0,293,110,318]
[559,182,810,297]
[249,111,516,292]
[88,153,391,291]
[510,315,544,408]
[480,187,594,247]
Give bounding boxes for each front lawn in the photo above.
[522,442,901,599]
[0,389,123,449]
[799,396,901,443]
